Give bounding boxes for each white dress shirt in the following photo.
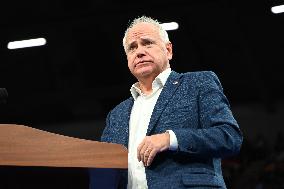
[128,68,178,189]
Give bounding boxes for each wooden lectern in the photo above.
[0,124,128,188]
[0,124,127,168]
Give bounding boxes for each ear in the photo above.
[166,42,173,60]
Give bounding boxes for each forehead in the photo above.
[126,23,161,43]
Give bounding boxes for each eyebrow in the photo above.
[126,37,157,52]
[128,37,155,46]
[140,37,155,43]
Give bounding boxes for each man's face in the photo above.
[125,23,173,80]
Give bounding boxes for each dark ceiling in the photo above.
[0,0,283,126]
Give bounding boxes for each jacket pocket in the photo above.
[182,168,223,187]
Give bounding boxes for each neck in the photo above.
[138,76,155,95]
[136,66,170,95]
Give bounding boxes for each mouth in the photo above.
[135,60,151,67]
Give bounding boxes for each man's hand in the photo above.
[137,132,170,167]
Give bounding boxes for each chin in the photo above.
[136,69,153,76]
[133,65,159,79]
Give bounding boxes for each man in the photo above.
[98,16,243,189]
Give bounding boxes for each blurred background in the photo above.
[0,0,284,188]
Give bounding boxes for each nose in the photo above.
[135,45,146,58]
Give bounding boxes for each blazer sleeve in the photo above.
[100,111,113,143]
[172,71,243,158]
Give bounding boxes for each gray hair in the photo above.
[122,16,170,53]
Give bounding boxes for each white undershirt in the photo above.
[128,68,178,189]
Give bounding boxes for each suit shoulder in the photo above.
[182,71,223,90]
[183,71,218,80]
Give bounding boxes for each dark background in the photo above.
[1,0,284,188]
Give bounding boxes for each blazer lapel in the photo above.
[146,71,182,135]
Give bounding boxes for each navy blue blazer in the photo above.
[100,71,243,189]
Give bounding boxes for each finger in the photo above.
[146,149,157,167]
[143,148,151,166]
[138,138,149,162]
[137,139,146,162]
[139,144,149,164]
